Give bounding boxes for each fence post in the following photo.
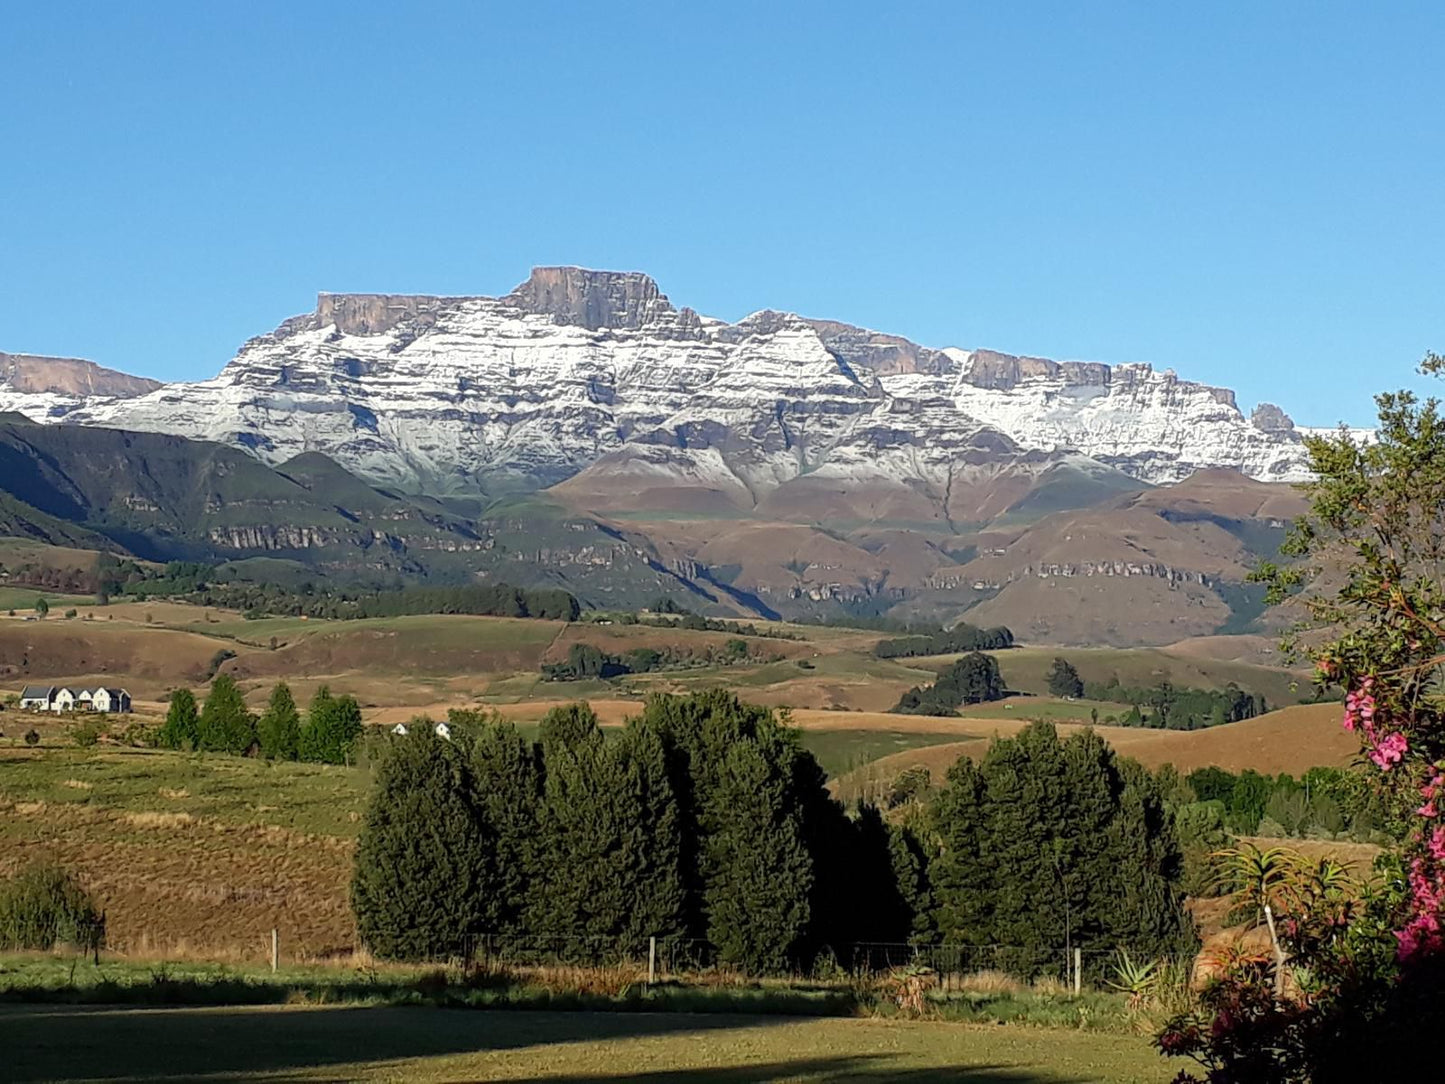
[1073,948,1081,996]
[271,928,279,973]
[648,936,657,986]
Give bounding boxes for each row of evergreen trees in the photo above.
[351,693,1195,972]
[873,623,1015,659]
[156,677,363,763]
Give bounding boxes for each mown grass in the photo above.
[0,1001,1173,1082]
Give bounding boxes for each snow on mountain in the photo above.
[0,267,1330,498]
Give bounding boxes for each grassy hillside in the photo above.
[832,702,1356,796]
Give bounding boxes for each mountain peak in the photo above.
[0,352,161,398]
[504,266,676,330]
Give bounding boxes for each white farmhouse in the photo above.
[89,688,131,714]
[19,685,56,711]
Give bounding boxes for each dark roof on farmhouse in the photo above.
[20,685,55,700]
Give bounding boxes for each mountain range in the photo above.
[0,267,1345,642]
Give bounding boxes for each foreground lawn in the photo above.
[0,1004,1173,1082]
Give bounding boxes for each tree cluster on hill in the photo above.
[874,623,1015,660]
[0,560,94,596]
[893,653,1006,715]
[1082,675,1266,730]
[540,639,766,682]
[100,556,581,623]
[156,678,363,764]
[1183,765,1383,841]
[352,698,1193,974]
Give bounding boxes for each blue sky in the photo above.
[2,2,1441,424]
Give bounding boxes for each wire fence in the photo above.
[454,934,1194,987]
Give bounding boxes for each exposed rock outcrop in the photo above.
[1,267,1335,495]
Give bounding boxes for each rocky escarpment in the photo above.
[0,353,161,399]
[1,267,1333,498]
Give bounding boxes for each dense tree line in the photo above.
[874,623,1015,659]
[893,652,1006,715]
[156,678,363,764]
[931,723,1195,974]
[1183,765,1384,841]
[352,697,1192,974]
[540,639,762,682]
[100,556,580,622]
[1083,676,1266,730]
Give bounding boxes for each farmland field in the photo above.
[0,1004,1173,1083]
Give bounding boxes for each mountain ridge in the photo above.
[0,267,1337,502]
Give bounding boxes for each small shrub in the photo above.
[70,719,105,748]
[64,609,77,620]
[23,729,40,746]
[0,863,105,952]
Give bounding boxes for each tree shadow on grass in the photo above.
[481,1060,1096,1083]
[1,1005,1110,1083]
[2,1006,791,1082]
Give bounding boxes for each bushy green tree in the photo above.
[531,705,685,948]
[156,688,199,750]
[300,686,363,764]
[196,674,255,754]
[635,690,821,971]
[351,732,489,960]
[700,738,813,972]
[1047,657,1084,698]
[0,863,104,952]
[468,718,542,939]
[257,681,301,761]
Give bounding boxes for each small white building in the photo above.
[89,688,131,714]
[52,688,77,712]
[19,685,55,711]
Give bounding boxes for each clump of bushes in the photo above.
[0,864,105,953]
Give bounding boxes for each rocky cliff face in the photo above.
[0,267,1328,499]
[0,353,160,400]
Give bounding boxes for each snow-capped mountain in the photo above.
[0,267,1326,501]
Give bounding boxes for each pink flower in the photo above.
[1418,801,1439,819]
[1369,731,1408,770]
[1431,827,1445,863]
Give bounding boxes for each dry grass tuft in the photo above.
[955,969,1027,995]
[62,779,94,790]
[158,787,189,800]
[520,963,644,997]
[1031,975,1070,996]
[123,811,195,829]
